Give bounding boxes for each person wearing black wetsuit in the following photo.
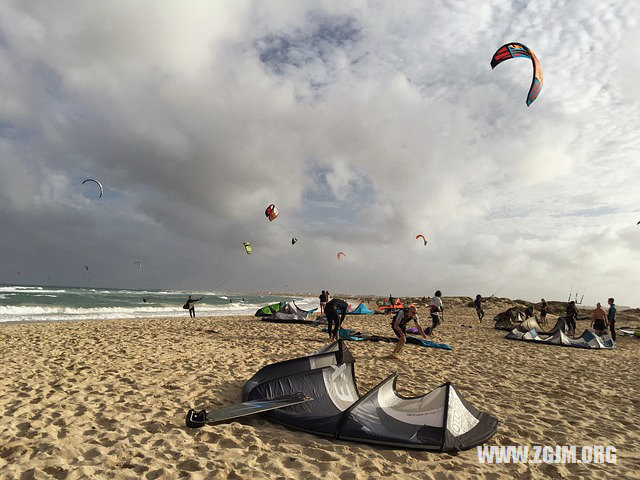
[474,294,486,322]
[325,298,349,340]
[565,301,578,336]
[185,295,202,318]
[607,297,616,341]
[524,305,534,319]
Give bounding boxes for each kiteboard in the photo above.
[185,392,312,428]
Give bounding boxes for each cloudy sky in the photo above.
[2,0,640,305]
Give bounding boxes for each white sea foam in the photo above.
[0,302,265,323]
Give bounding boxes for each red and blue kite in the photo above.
[490,42,543,106]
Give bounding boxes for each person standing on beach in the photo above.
[591,303,609,336]
[607,297,617,341]
[540,299,547,326]
[565,300,578,336]
[390,305,427,357]
[325,298,348,340]
[184,295,202,318]
[319,290,327,315]
[427,290,444,335]
[473,294,486,322]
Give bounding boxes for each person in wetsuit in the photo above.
[539,299,548,326]
[325,298,349,340]
[184,295,202,318]
[474,294,486,322]
[390,305,427,357]
[565,300,578,336]
[607,297,616,341]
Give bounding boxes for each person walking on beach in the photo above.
[319,290,327,315]
[539,299,548,326]
[607,297,617,341]
[184,295,202,318]
[389,305,427,357]
[325,298,348,340]
[591,303,609,336]
[565,300,578,337]
[427,290,444,335]
[473,294,486,322]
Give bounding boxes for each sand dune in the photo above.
[1,301,638,479]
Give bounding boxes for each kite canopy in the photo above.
[254,302,286,317]
[490,42,543,106]
[416,234,427,246]
[260,302,317,324]
[243,242,252,255]
[265,204,279,221]
[346,302,375,315]
[134,260,142,269]
[242,341,498,451]
[506,328,614,349]
[82,178,104,198]
[291,237,297,245]
[337,251,345,260]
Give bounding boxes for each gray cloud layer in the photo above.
[2,1,640,305]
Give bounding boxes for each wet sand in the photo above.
[1,300,638,479]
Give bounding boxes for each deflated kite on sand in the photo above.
[187,341,498,451]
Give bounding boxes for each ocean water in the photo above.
[0,284,318,323]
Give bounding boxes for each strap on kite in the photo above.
[185,409,207,428]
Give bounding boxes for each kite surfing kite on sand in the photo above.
[82,178,104,198]
[186,341,498,451]
[490,42,543,106]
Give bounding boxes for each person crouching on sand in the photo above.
[389,305,427,357]
[325,298,348,340]
[591,303,609,336]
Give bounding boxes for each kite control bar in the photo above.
[185,392,312,429]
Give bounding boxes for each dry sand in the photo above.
[1,300,639,479]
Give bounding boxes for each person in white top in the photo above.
[427,290,444,335]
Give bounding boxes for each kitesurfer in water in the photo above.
[427,290,444,335]
[389,305,427,357]
[325,298,348,340]
[184,295,202,318]
[565,300,578,337]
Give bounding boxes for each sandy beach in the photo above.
[1,299,639,479]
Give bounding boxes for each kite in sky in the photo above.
[82,178,104,198]
[490,42,543,106]
[243,242,252,255]
[265,204,279,222]
[337,251,345,260]
[416,234,427,246]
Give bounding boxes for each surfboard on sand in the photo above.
[185,392,312,428]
